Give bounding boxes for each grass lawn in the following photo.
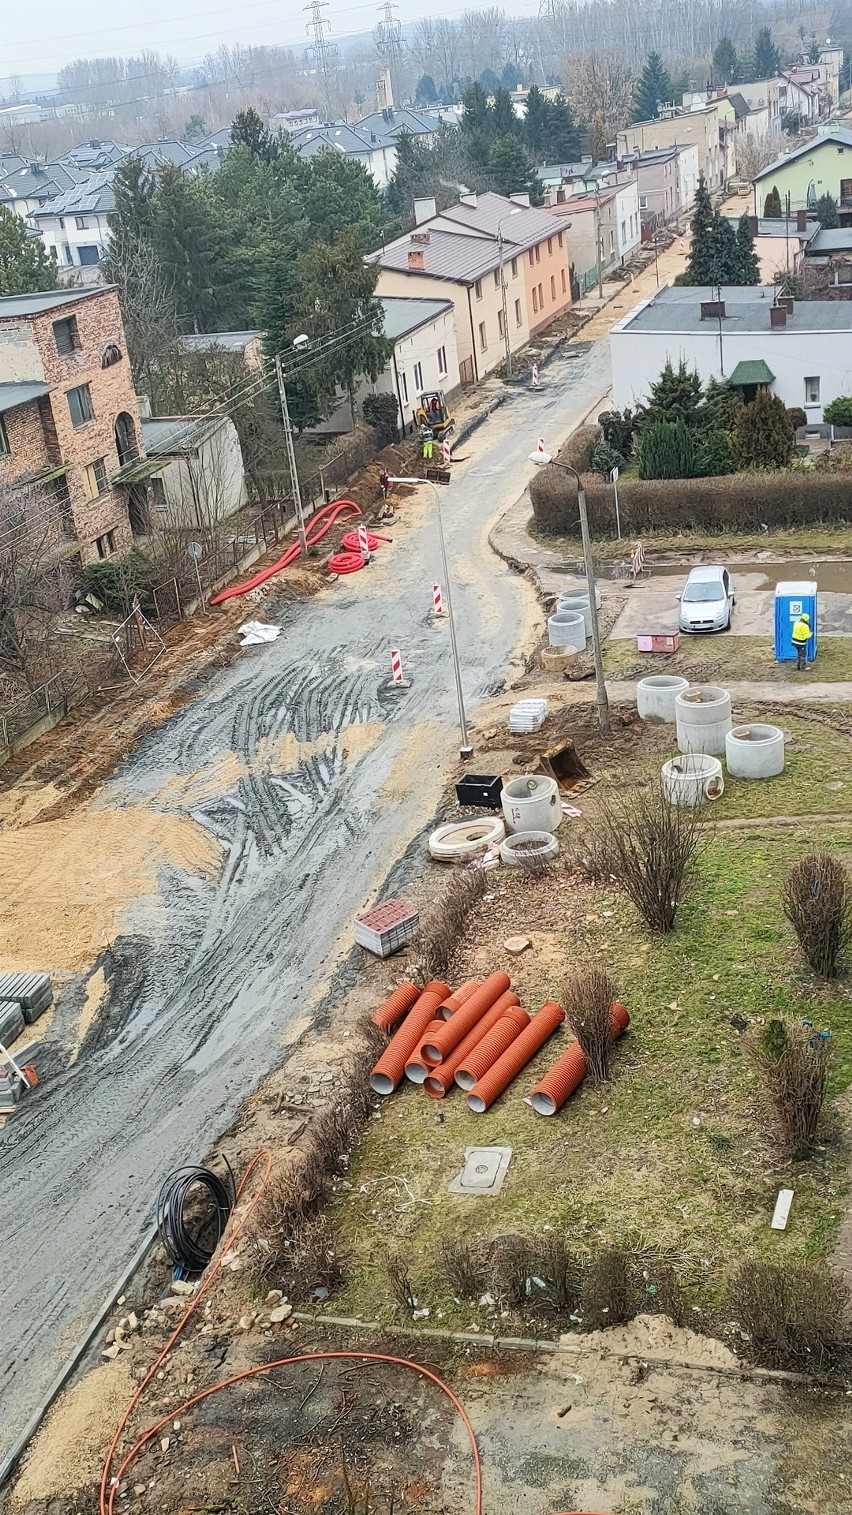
[530,520,852,561]
[327,821,852,1331]
[603,633,852,684]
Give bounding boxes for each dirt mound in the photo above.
[12,1356,134,1502]
[569,1312,739,1370]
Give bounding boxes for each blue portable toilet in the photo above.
[774,580,818,662]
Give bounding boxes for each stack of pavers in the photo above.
[508,698,548,734]
[0,972,52,1112]
[355,900,420,958]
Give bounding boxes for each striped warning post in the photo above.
[388,648,410,688]
[357,524,370,558]
[441,439,451,466]
[630,540,646,580]
[432,583,445,617]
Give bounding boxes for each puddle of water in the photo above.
[649,560,852,593]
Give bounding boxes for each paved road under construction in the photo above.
[0,337,611,1469]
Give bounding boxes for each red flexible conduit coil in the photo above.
[467,1000,566,1113]
[209,498,362,605]
[530,1003,630,1116]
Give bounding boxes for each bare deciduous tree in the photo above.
[0,479,74,696]
[561,48,636,133]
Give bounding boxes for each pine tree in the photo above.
[642,359,704,426]
[712,37,739,85]
[542,95,579,162]
[734,390,794,469]
[734,214,761,284]
[231,107,278,162]
[293,230,391,426]
[763,186,783,218]
[815,192,839,228]
[638,418,695,478]
[488,137,541,201]
[0,204,60,295]
[694,429,737,476]
[632,53,672,122]
[492,87,519,138]
[700,377,743,432]
[754,27,781,79]
[677,172,718,284]
[416,74,438,104]
[479,68,502,96]
[461,82,490,136]
[154,163,244,332]
[523,84,550,159]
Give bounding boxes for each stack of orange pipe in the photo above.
[467,1000,566,1113]
[420,971,511,1065]
[369,980,451,1096]
[454,1005,531,1089]
[371,980,420,1033]
[423,991,521,1098]
[529,1002,630,1116]
[404,984,478,1084]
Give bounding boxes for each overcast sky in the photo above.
[4,0,541,81]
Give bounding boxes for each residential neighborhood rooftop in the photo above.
[0,380,51,415]
[754,126,852,182]
[32,172,116,219]
[379,295,453,340]
[0,286,112,319]
[177,330,261,353]
[613,283,852,335]
[724,215,819,239]
[808,226,852,251]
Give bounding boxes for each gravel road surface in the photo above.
[0,339,610,1468]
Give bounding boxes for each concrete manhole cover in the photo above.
[448,1146,513,1196]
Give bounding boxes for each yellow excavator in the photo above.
[414,389,454,439]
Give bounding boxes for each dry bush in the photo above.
[580,1248,638,1330]
[746,1017,833,1153]
[416,866,486,982]
[513,838,557,879]
[727,1261,852,1374]
[438,1235,488,1301]
[385,1251,417,1311]
[488,1234,539,1309]
[643,1264,690,1329]
[576,782,706,934]
[561,965,618,1081]
[533,1234,583,1315]
[783,852,851,979]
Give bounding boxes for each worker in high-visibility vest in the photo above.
[791,611,812,671]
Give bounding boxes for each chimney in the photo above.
[770,305,787,328]
[509,191,531,207]
[796,209,808,233]
[779,294,794,314]
[700,299,726,320]
[410,229,430,244]
[407,247,425,270]
[89,139,100,148]
[459,191,477,208]
[413,196,437,225]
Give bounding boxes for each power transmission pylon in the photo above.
[304,0,339,122]
[375,0,403,109]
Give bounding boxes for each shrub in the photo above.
[734,391,795,469]
[385,1251,417,1310]
[82,548,160,616]
[576,782,706,934]
[362,391,399,444]
[638,418,695,480]
[529,468,852,539]
[534,1234,583,1313]
[415,867,485,983]
[580,1248,638,1329]
[528,425,601,526]
[597,407,635,457]
[727,1261,852,1373]
[699,377,742,433]
[786,406,807,433]
[763,186,783,218]
[561,964,618,1081]
[639,358,703,427]
[438,1235,488,1300]
[783,851,851,978]
[589,440,623,478]
[746,1017,833,1153]
[694,428,736,477]
[823,396,852,428]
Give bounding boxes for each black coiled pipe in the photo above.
[156,1158,235,1274]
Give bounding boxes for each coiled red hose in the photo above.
[328,550,369,574]
[209,499,362,605]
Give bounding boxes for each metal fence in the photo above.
[0,671,79,753]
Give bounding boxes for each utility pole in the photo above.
[375,0,403,108]
[275,355,308,559]
[595,185,604,298]
[304,0,338,121]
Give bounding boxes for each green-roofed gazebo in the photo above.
[728,358,775,399]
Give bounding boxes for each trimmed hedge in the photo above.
[530,468,852,538]
[529,424,601,523]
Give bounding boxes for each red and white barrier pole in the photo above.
[441,439,451,466]
[357,524,370,560]
[388,648,411,688]
[432,582,446,617]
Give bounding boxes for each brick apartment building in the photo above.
[0,286,145,565]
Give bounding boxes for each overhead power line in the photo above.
[303,0,339,123]
[374,0,403,106]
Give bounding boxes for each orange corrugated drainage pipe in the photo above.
[421,970,511,1064]
[370,980,451,1096]
[467,1000,566,1113]
[436,980,481,1021]
[405,1019,450,1084]
[371,980,421,1033]
[529,1002,630,1116]
[423,991,521,1098]
[454,1004,530,1091]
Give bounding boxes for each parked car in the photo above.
[677,565,735,633]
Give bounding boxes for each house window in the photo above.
[557,231,563,248]
[609,231,615,252]
[528,249,534,266]
[67,383,94,427]
[101,343,122,368]
[95,530,116,559]
[511,257,518,277]
[151,477,167,511]
[478,321,487,351]
[399,370,408,406]
[515,298,522,326]
[547,236,553,254]
[63,245,72,265]
[84,457,108,498]
[49,246,58,261]
[498,308,505,338]
[538,282,543,307]
[561,268,566,293]
[53,316,79,356]
[413,361,423,392]
[474,278,483,300]
[0,415,8,457]
[640,194,648,209]
[836,265,852,285]
[78,245,100,265]
[804,375,820,404]
[550,274,556,300]
[621,219,626,241]
[75,215,89,229]
[535,244,541,263]
[493,268,500,289]
[532,286,539,313]
[436,345,448,377]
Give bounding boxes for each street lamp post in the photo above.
[389,475,472,757]
[529,442,611,736]
[275,353,309,559]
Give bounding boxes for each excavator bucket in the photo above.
[535,739,591,790]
